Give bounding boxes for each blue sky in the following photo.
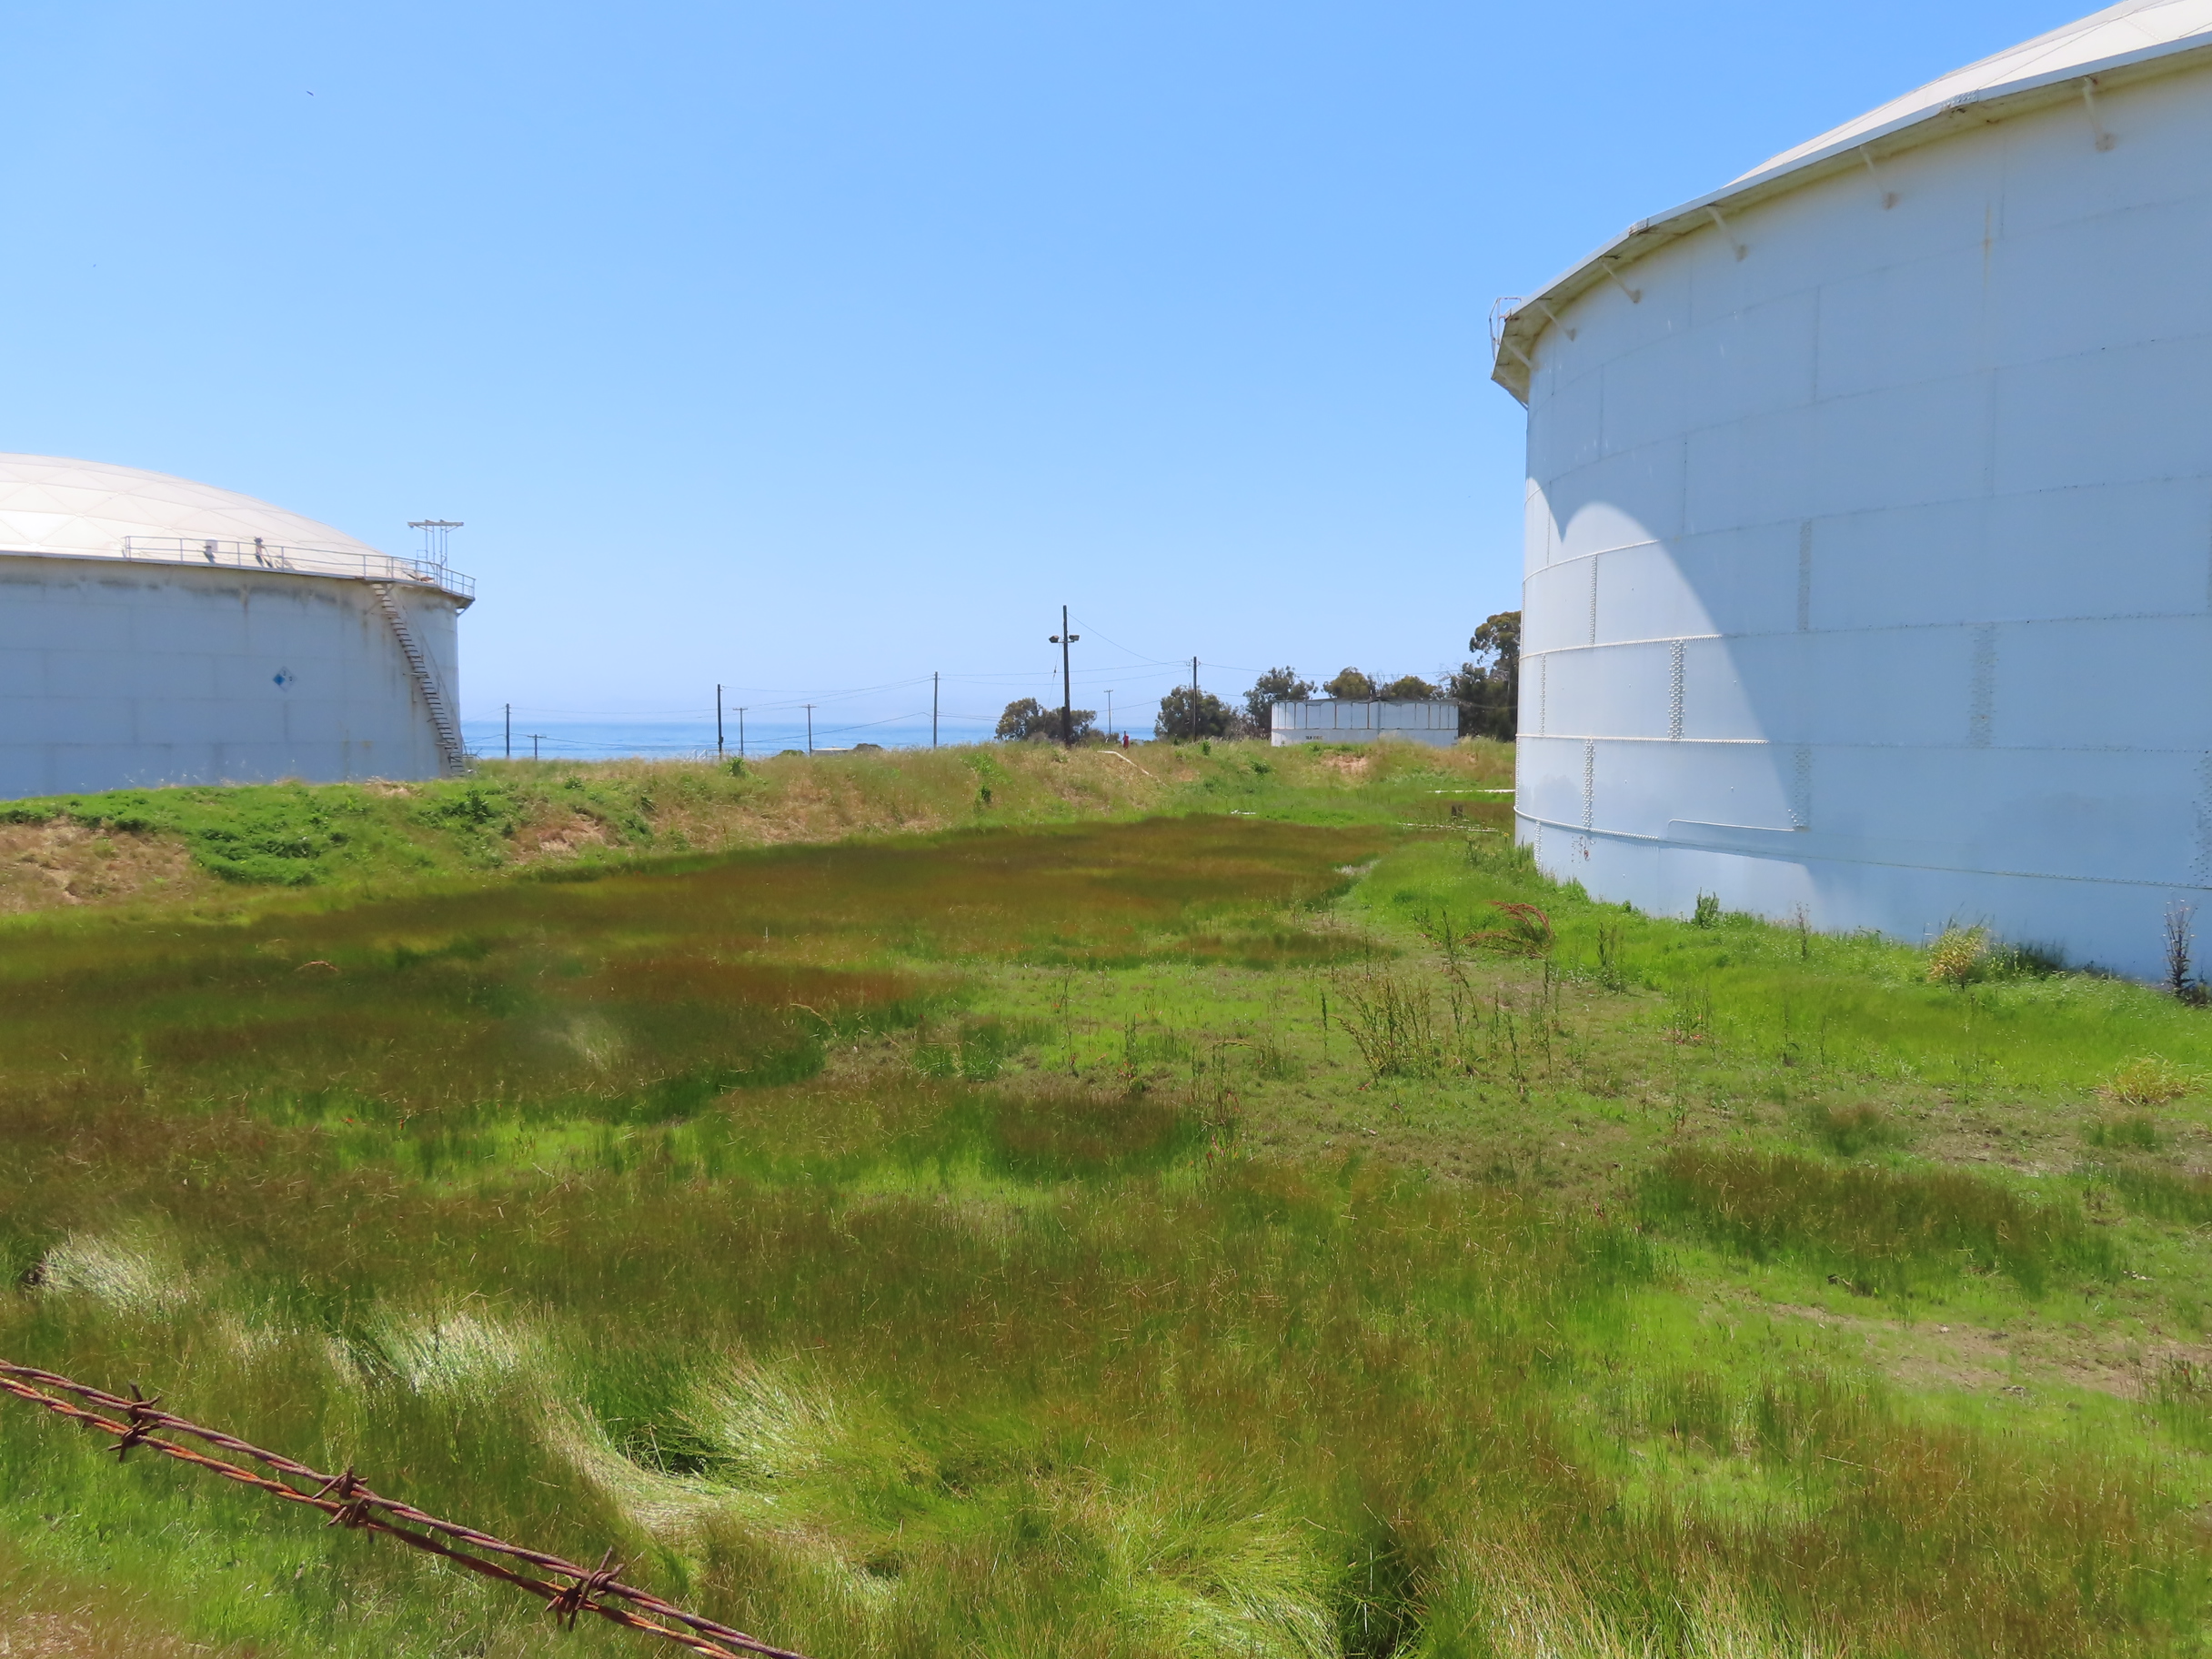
[4,2,2085,730]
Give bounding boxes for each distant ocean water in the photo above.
[456,717,1001,761]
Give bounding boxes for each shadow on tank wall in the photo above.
[0,556,459,800]
[1501,38,2212,982]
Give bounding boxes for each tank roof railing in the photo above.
[100,536,476,601]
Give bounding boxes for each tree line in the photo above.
[994,610,1521,744]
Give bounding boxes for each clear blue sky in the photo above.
[4,2,2083,729]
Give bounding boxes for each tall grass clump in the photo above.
[1642,1150,2114,1295]
[2085,1162,2212,1226]
[2148,1357,2212,1449]
[2084,1113,2164,1151]
[1420,1383,2207,1658]
[1805,1102,1907,1158]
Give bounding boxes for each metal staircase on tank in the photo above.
[370,584,468,777]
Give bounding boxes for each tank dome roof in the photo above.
[1745,0,2212,178]
[0,454,384,561]
[1493,0,2212,399]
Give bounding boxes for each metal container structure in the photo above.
[1492,0,2212,978]
[0,455,471,800]
[1270,699,1460,748]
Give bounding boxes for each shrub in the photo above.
[418,782,520,833]
[1153,687,1232,741]
[995,698,1096,743]
[1323,668,1375,700]
[1986,938,2066,978]
[1242,668,1315,736]
[2167,900,2200,1000]
[1331,967,1443,1078]
[1926,925,1987,987]
[1377,674,1437,700]
[2099,1055,2193,1107]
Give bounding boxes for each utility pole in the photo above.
[716,685,724,758]
[1191,656,1201,742]
[504,703,510,759]
[1048,606,1081,747]
[528,732,544,760]
[1106,689,1113,740]
[932,672,940,749]
[805,704,814,754]
[738,708,747,759]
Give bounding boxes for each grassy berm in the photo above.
[8,740,2212,1657]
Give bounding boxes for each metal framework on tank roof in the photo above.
[90,536,477,600]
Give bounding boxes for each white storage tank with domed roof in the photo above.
[0,456,471,799]
[1493,0,2212,979]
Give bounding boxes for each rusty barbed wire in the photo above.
[0,1360,809,1659]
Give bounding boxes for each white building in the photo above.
[1271,699,1460,748]
[1492,0,2212,978]
[0,455,470,800]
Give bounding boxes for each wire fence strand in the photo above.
[0,1360,809,1659]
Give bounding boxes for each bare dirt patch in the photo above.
[512,812,613,861]
[1753,1293,2209,1402]
[0,822,206,914]
[0,1609,210,1658]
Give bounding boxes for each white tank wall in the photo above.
[0,554,461,799]
[1515,62,2212,979]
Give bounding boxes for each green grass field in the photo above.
[6,739,2212,1656]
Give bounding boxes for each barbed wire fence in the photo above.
[0,1360,809,1659]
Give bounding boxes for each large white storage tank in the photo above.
[0,456,470,800]
[1493,1,2212,979]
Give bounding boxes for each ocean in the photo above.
[456,716,1000,761]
